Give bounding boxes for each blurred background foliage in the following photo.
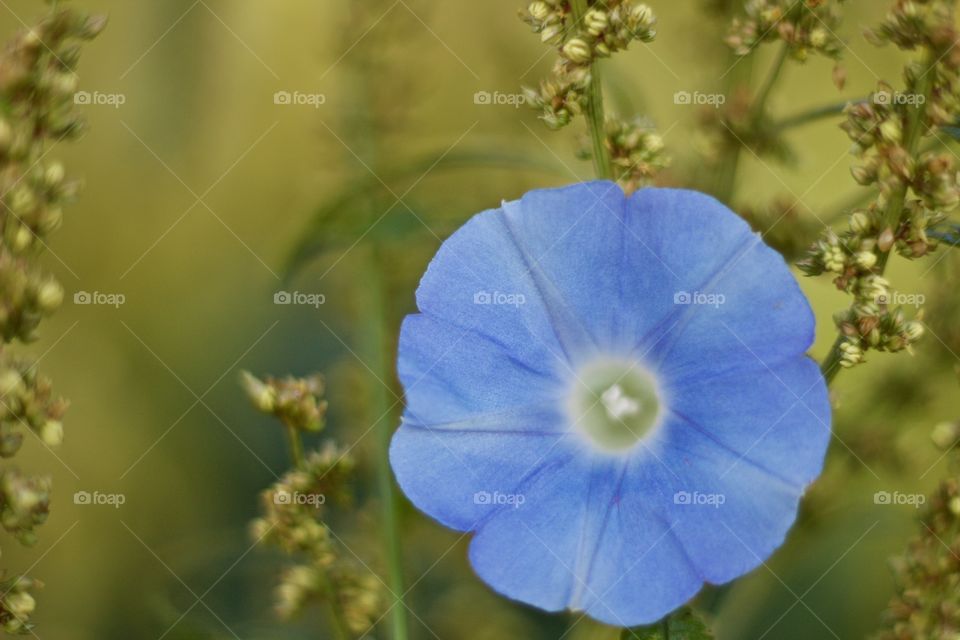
[0,0,958,638]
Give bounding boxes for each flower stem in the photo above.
[569,0,613,180]
[774,100,852,132]
[753,43,790,120]
[819,51,935,385]
[716,43,789,203]
[366,246,408,640]
[285,424,305,470]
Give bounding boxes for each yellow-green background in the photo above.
[0,1,957,638]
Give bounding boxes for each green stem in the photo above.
[320,574,352,640]
[819,51,936,384]
[281,427,352,639]
[570,0,613,180]
[284,424,305,470]
[716,43,789,204]
[366,246,408,640]
[752,43,790,120]
[774,100,853,132]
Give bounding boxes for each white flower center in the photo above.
[568,357,662,452]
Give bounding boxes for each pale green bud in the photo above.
[850,211,871,234]
[585,9,608,36]
[903,321,924,341]
[4,591,35,618]
[528,1,550,21]
[879,119,902,144]
[240,372,276,413]
[37,280,63,313]
[855,251,878,269]
[45,162,65,187]
[562,38,592,64]
[39,421,63,447]
[809,28,828,48]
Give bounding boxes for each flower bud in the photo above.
[45,162,65,187]
[879,118,902,144]
[241,372,276,413]
[855,251,878,269]
[39,420,63,447]
[562,38,592,64]
[903,321,924,342]
[585,9,608,36]
[527,1,550,21]
[36,280,63,313]
[878,227,896,252]
[850,211,871,234]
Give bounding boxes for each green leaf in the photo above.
[620,608,715,640]
[282,148,566,281]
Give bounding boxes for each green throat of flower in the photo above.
[569,358,662,452]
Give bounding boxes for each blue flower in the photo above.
[389,182,831,626]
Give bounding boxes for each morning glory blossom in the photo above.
[389,182,831,626]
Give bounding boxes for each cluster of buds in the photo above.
[0,358,67,457]
[240,371,327,433]
[0,576,40,635]
[727,0,847,60]
[0,8,103,342]
[0,4,102,633]
[577,117,667,193]
[874,440,960,640]
[521,1,656,130]
[802,0,960,372]
[0,469,50,547]
[842,89,960,217]
[244,374,383,637]
[800,215,926,367]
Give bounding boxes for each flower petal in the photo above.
[633,357,830,583]
[622,188,815,373]
[390,423,575,532]
[399,313,565,423]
